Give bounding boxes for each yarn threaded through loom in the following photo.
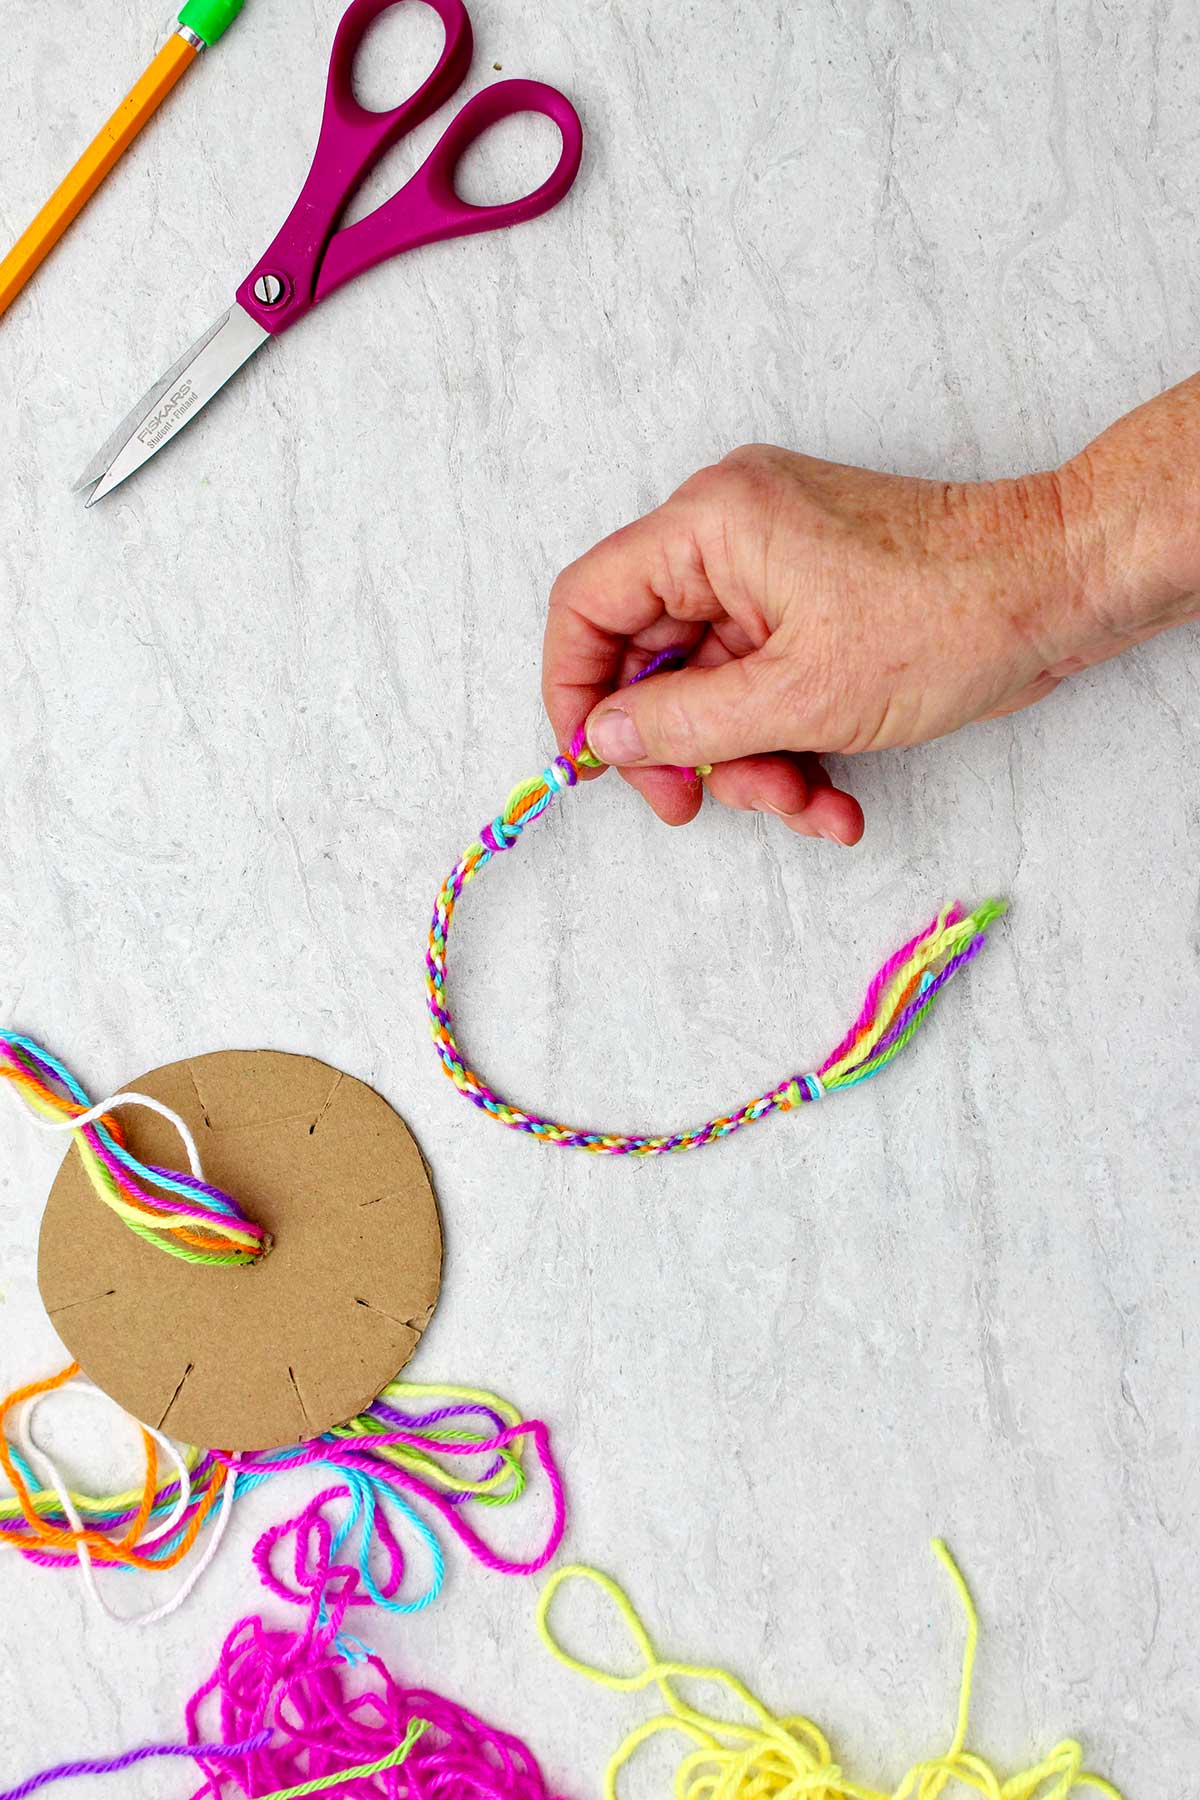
[536,1549,1124,1800]
[426,651,1005,1154]
[0,1032,266,1266]
[2,1490,566,1800]
[0,1364,565,1620]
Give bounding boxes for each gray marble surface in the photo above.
[1,0,1197,1791]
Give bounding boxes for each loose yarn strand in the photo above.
[15,1380,240,1624]
[179,1490,566,1800]
[0,1364,229,1578]
[1,1486,561,1797]
[426,653,1005,1155]
[0,1735,273,1800]
[1,1366,565,1616]
[250,1722,428,1800]
[536,1547,1124,1800]
[0,1032,266,1266]
[0,1722,428,1800]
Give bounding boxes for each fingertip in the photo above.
[621,765,704,826]
[774,788,865,845]
[703,754,809,817]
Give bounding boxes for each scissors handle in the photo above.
[235,0,582,335]
[314,80,584,307]
[237,0,474,335]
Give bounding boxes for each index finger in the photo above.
[541,507,717,750]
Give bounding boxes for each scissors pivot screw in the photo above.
[253,273,286,307]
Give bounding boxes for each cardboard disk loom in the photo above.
[37,1051,442,1450]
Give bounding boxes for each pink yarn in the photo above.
[215,1417,566,1578]
[186,1488,566,1799]
[817,903,963,1075]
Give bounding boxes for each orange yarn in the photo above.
[0,1365,224,1570]
[0,1057,249,1259]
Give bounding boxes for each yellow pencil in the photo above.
[0,1,244,321]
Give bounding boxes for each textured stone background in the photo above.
[1,0,1196,1789]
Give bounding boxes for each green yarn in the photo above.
[257,1721,426,1800]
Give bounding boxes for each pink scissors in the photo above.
[76,0,583,504]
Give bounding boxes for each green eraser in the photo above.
[178,0,245,47]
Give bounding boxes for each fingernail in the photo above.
[587,707,645,766]
[759,802,853,846]
[760,802,814,830]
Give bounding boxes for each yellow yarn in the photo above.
[331,1379,528,1499]
[819,905,966,1088]
[535,1544,1124,1800]
[0,1447,205,1524]
[0,1380,528,1526]
[12,1078,262,1251]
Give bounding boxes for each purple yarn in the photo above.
[143,1164,255,1212]
[855,935,986,1068]
[365,1399,511,1494]
[0,1456,222,1542]
[633,645,687,681]
[368,1400,506,1433]
[0,1732,271,1800]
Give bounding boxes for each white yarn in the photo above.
[16,1379,236,1626]
[16,1095,232,1624]
[26,1088,206,1179]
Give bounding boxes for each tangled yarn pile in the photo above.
[536,1551,1123,1800]
[0,1364,564,1622]
[0,1489,565,1800]
[0,1032,266,1266]
[426,653,1005,1154]
[187,1491,565,1799]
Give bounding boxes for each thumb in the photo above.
[585,654,798,769]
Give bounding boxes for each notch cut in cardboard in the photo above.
[38,1050,442,1450]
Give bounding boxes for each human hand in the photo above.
[541,440,1154,840]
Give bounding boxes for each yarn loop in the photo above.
[536,1549,1125,1800]
[1,1365,565,1617]
[181,1490,567,1800]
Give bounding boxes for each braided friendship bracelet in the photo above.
[427,653,1006,1154]
[0,1033,266,1266]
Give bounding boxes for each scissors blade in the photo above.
[75,304,269,505]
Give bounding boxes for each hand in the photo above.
[541,438,1167,839]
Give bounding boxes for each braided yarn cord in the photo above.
[427,662,1005,1154]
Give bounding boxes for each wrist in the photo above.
[943,469,1099,674]
[1057,378,1200,654]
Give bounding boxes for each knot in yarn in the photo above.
[480,815,525,854]
[781,1073,825,1107]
